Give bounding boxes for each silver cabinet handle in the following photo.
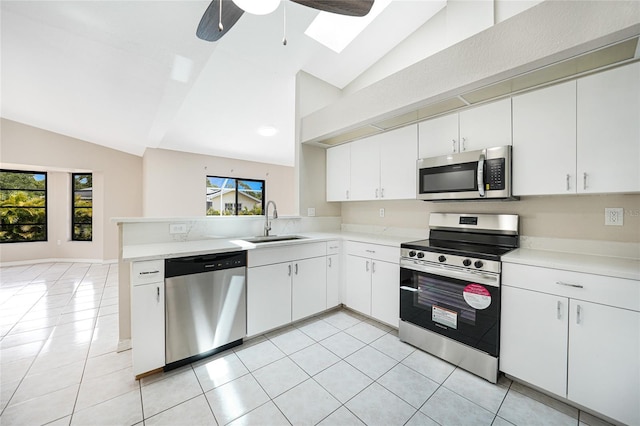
[556,300,561,319]
[365,249,376,254]
[157,286,160,303]
[295,263,298,275]
[140,270,160,276]
[556,281,584,289]
[346,190,349,199]
[566,174,570,191]
[328,258,332,267]
[372,261,376,273]
[381,188,384,198]
[452,139,457,153]
[366,261,370,272]
[461,137,466,151]
[576,304,582,324]
[288,264,292,276]
[583,172,587,190]
[375,188,379,198]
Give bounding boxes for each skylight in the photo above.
[304,0,392,53]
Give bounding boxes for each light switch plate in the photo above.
[307,207,316,217]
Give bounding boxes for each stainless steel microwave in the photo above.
[417,145,515,201]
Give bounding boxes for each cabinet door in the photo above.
[577,62,640,193]
[370,260,399,327]
[512,81,577,195]
[326,254,340,308]
[292,257,327,321]
[349,136,381,200]
[247,263,292,336]
[379,125,418,200]
[500,286,568,398]
[418,113,459,158]
[131,282,165,376]
[568,300,640,426]
[459,98,512,151]
[326,144,351,201]
[345,255,372,316]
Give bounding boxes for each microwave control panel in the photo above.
[485,158,505,190]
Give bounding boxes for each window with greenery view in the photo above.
[0,169,47,243]
[72,173,92,241]
[206,176,264,216]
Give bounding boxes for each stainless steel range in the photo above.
[399,213,519,383]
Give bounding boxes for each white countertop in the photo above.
[122,231,408,262]
[503,248,640,281]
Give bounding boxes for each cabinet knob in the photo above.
[452,139,457,153]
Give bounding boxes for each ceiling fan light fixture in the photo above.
[232,0,281,15]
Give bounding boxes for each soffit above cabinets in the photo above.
[307,36,639,148]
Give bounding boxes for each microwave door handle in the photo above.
[477,150,486,197]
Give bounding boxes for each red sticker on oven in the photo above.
[463,284,491,310]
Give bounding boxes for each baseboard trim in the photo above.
[0,258,118,267]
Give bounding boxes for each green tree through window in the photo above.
[206,176,264,216]
[72,173,92,241]
[0,170,47,243]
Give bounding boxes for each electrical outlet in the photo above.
[169,223,188,234]
[379,208,385,218]
[307,207,316,217]
[605,208,624,226]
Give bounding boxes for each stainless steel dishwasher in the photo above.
[164,250,246,370]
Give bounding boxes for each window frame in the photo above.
[206,176,265,216]
[0,169,48,243]
[71,173,93,242]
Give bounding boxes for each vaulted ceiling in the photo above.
[1,0,446,166]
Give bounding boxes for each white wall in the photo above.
[142,148,295,217]
[0,118,142,263]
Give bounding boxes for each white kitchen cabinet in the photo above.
[326,240,341,309]
[344,241,400,327]
[247,262,292,336]
[349,125,417,201]
[512,81,577,195]
[326,143,351,201]
[501,263,640,425]
[247,242,328,336]
[500,286,568,397]
[419,98,512,158]
[292,256,327,322]
[567,300,640,426]
[370,260,400,327]
[577,61,640,194]
[130,260,165,378]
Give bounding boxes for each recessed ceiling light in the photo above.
[304,0,392,53]
[258,126,278,137]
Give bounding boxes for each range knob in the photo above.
[417,252,425,259]
[463,259,472,267]
[408,251,416,257]
[474,260,484,269]
[438,255,446,263]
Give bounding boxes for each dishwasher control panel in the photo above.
[165,250,247,278]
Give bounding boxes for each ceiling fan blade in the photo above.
[291,0,374,17]
[196,0,245,42]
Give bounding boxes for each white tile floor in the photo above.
[0,262,613,426]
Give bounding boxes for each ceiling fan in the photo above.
[196,0,375,42]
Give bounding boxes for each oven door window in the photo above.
[419,162,478,194]
[400,268,500,356]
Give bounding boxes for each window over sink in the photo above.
[206,176,264,216]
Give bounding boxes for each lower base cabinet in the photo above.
[501,263,640,425]
[247,263,292,336]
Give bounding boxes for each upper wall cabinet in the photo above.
[577,61,640,194]
[327,125,417,202]
[419,98,512,158]
[512,81,577,196]
[326,143,351,201]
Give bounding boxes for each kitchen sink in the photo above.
[243,235,307,244]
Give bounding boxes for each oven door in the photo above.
[400,259,500,356]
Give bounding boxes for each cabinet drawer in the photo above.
[503,263,640,312]
[345,241,399,263]
[131,260,164,286]
[248,242,326,267]
[327,240,341,255]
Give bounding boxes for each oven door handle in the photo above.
[401,259,499,287]
[400,286,419,293]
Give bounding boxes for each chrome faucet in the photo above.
[264,200,278,236]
